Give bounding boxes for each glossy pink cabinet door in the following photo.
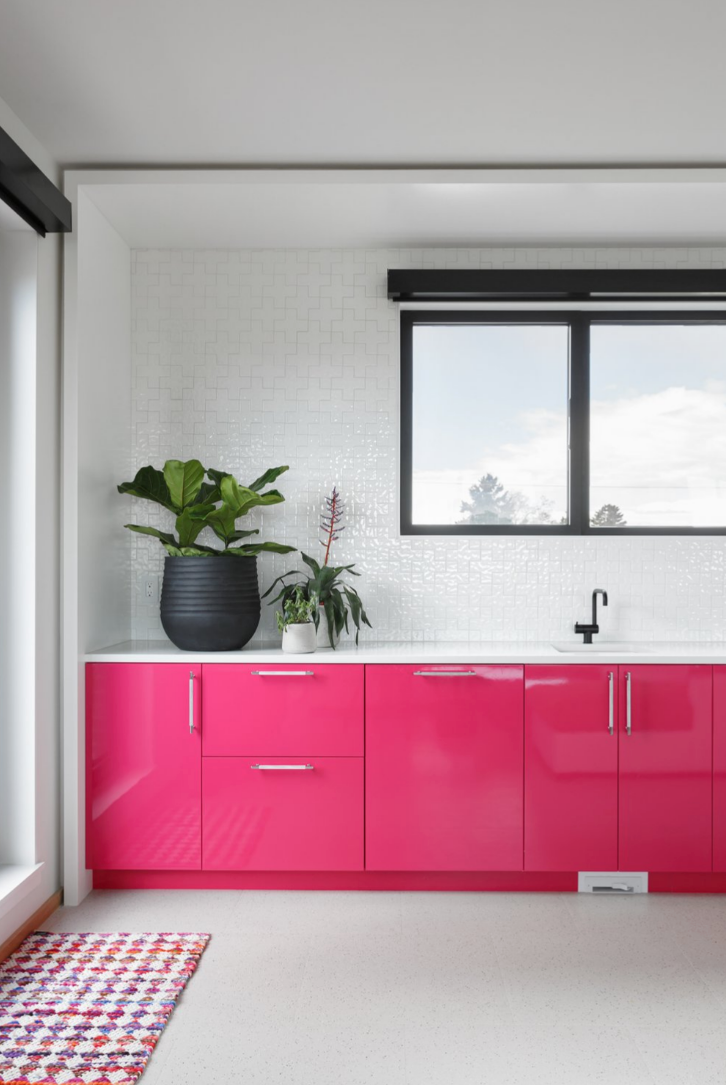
[203,757,364,870]
[524,666,617,871]
[366,665,524,871]
[618,665,712,873]
[713,667,726,871]
[86,663,202,870]
[202,664,363,756]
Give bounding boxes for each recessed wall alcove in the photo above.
[63,166,726,905]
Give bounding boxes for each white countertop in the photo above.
[85,639,726,665]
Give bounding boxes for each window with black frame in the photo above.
[400,310,726,535]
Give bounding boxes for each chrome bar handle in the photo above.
[189,671,195,735]
[413,671,477,677]
[626,671,632,736]
[250,764,314,770]
[251,670,314,676]
[608,671,614,736]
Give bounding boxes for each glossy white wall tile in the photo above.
[129,246,726,644]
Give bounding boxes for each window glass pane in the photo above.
[590,324,726,527]
[411,324,570,525]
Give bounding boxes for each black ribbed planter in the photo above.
[160,555,261,651]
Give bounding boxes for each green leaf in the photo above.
[255,488,286,505]
[163,459,206,510]
[318,566,339,590]
[331,592,347,636]
[248,465,289,492]
[322,597,337,649]
[301,552,322,577]
[225,542,297,557]
[205,503,240,546]
[125,524,178,547]
[261,570,302,600]
[163,545,215,557]
[203,468,236,508]
[192,480,222,506]
[225,529,260,544]
[175,503,216,547]
[220,476,286,518]
[263,584,297,606]
[207,509,261,546]
[118,466,176,512]
[342,588,372,644]
[344,587,362,630]
[219,476,255,510]
[206,467,232,491]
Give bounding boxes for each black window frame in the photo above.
[400,308,726,537]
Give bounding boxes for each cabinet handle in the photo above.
[608,671,614,735]
[250,764,315,770]
[189,671,195,735]
[251,670,314,676]
[413,670,477,677]
[626,671,632,736]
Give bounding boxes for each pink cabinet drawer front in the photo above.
[201,664,363,756]
[366,664,524,872]
[202,757,364,870]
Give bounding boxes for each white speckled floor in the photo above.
[44,890,726,1084]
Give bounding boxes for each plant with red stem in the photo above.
[320,486,345,565]
[262,484,371,649]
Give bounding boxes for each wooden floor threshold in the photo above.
[0,889,62,964]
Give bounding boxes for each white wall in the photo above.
[0,96,62,944]
[0,231,38,866]
[62,190,132,905]
[77,192,132,651]
[128,245,726,647]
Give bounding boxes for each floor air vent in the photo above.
[578,872,648,894]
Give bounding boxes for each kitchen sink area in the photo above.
[550,641,660,653]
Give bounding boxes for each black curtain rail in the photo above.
[387,269,726,303]
[0,125,71,236]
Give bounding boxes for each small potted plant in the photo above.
[263,486,371,649]
[118,458,295,651]
[277,586,318,654]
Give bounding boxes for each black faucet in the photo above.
[575,589,608,644]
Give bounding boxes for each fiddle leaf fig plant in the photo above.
[118,458,296,558]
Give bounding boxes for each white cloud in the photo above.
[413,386,726,526]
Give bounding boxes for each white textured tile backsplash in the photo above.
[130,245,726,645]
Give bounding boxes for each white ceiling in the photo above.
[84,174,726,248]
[1,0,725,167]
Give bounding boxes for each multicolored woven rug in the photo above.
[0,931,210,1085]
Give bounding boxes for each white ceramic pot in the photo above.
[316,608,341,649]
[281,622,317,654]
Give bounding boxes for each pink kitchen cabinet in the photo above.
[86,663,202,870]
[525,666,618,872]
[86,658,718,880]
[202,757,364,871]
[202,663,363,757]
[714,667,726,871]
[365,664,524,871]
[618,665,712,873]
